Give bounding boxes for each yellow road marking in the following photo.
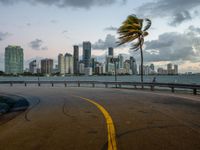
[78,96,117,150]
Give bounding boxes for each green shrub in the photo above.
[0,103,10,114]
[0,97,16,108]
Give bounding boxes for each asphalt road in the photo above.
[0,86,200,150]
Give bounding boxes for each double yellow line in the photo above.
[78,96,117,150]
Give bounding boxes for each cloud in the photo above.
[188,25,200,34]
[93,34,118,50]
[26,23,31,26]
[142,27,200,62]
[0,0,126,8]
[169,11,192,26]
[104,26,118,31]
[29,39,48,50]
[137,0,200,26]
[50,20,58,23]
[62,30,68,34]
[0,32,11,41]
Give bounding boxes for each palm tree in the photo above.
[117,14,151,85]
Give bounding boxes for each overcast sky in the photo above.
[0,0,200,73]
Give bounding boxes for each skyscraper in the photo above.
[167,63,173,75]
[150,64,155,71]
[29,60,38,74]
[130,57,137,75]
[83,41,91,68]
[41,59,53,75]
[73,45,79,74]
[58,54,65,75]
[108,47,114,56]
[5,45,24,74]
[79,61,85,74]
[118,54,124,69]
[174,65,178,75]
[64,53,73,74]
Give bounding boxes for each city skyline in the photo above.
[4,44,181,76]
[0,0,200,73]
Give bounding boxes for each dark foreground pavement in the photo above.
[0,86,200,150]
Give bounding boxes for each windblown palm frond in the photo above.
[143,18,152,31]
[117,15,151,51]
[117,14,151,83]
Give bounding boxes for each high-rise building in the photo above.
[83,41,91,68]
[124,60,131,74]
[105,55,113,74]
[150,64,155,71]
[167,63,173,75]
[95,63,105,75]
[157,67,167,75]
[29,60,38,74]
[73,45,79,74]
[118,54,124,69]
[41,59,53,75]
[84,67,93,76]
[5,45,24,74]
[64,53,73,74]
[174,65,178,75]
[107,63,115,75]
[58,54,65,75]
[108,47,114,56]
[91,58,98,73]
[79,61,85,74]
[130,57,137,75]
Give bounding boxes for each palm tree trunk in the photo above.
[139,38,144,88]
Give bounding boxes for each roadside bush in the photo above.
[13,99,29,110]
[0,97,16,108]
[0,103,10,114]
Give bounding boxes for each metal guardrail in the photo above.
[0,81,199,95]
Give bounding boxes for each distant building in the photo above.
[29,60,38,74]
[5,45,24,74]
[83,41,91,68]
[167,63,178,75]
[58,54,65,75]
[84,67,93,76]
[73,45,79,74]
[79,62,85,74]
[139,65,150,75]
[64,53,73,74]
[41,59,53,75]
[123,60,131,74]
[130,57,137,75]
[105,55,113,73]
[53,64,59,73]
[167,63,173,75]
[149,64,156,75]
[95,63,105,75]
[107,63,115,75]
[91,58,97,73]
[174,65,178,74]
[144,65,150,75]
[150,64,155,71]
[157,67,167,75]
[118,54,124,69]
[108,47,114,56]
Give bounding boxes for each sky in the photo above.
[0,0,200,73]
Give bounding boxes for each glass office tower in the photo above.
[5,45,24,74]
